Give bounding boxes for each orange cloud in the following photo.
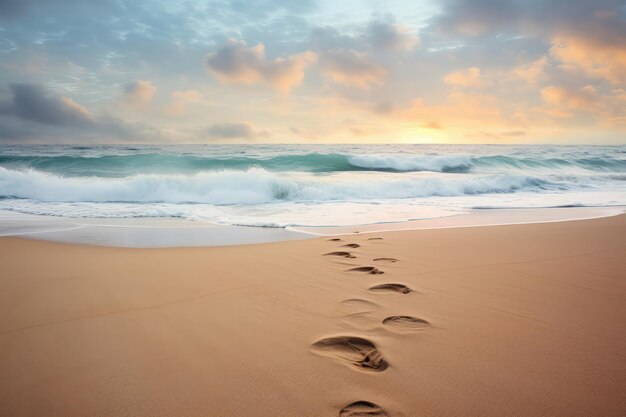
[423,121,442,129]
[58,96,93,120]
[321,48,387,89]
[550,29,626,85]
[535,85,626,130]
[443,67,487,88]
[124,80,156,105]
[205,39,316,93]
[541,85,598,110]
[511,56,547,85]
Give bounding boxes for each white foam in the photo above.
[0,166,555,204]
[347,154,471,171]
[0,167,292,204]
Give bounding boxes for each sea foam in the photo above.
[346,154,472,172]
[0,166,558,204]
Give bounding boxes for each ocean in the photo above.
[0,144,625,228]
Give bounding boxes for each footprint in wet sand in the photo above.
[311,336,388,372]
[342,243,361,248]
[347,266,384,275]
[369,283,412,294]
[339,401,389,416]
[329,238,343,242]
[324,251,356,258]
[383,316,430,332]
[373,257,398,263]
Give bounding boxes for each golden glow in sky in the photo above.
[0,0,625,144]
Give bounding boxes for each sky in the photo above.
[0,0,625,144]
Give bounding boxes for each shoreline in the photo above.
[292,205,626,236]
[0,205,624,247]
[1,215,624,416]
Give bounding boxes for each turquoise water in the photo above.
[0,144,624,226]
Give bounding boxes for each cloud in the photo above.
[166,89,202,115]
[373,101,394,114]
[204,122,268,140]
[311,16,419,53]
[124,80,156,105]
[423,121,443,129]
[1,1,624,144]
[444,67,487,88]
[321,48,387,89]
[365,18,419,51]
[434,0,626,86]
[541,85,598,109]
[511,56,547,84]
[205,39,317,92]
[536,86,625,125]
[435,0,520,37]
[549,23,626,85]
[0,83,167,142]
[434,0,606,37]
[0,83,93,127]
[0,0,29,18]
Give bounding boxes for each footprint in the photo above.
[340,298,380,312]
[368,237,383,241]
[347,266,384,275]
[383,316,430,332]
[325,251,356,258]
[338,300,380,328]
[342,243,361,248]
[373,257,398,263]
[311,336,388,372]
[340,311,380,330]
[329,238,343,242]
[369,283,412,294]
[339,401,389,416]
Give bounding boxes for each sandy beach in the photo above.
[0,215,624,416]
[3,0,626,415]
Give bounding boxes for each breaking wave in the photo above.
[0,166,561,205]
[0,152,624,176]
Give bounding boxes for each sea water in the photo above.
[0,144,625,228]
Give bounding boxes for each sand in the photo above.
[1,215,625,416]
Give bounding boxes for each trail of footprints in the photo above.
[312,237,431,416]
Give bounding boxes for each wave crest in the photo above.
[0,166,559,204]
[1,151,624,176]
[346,155,472,172]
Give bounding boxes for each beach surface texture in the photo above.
[1,215,625,416]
